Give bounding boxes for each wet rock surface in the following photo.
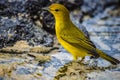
[0,40,52,80]
[0,0,120,80]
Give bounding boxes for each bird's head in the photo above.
[43,4,70,19]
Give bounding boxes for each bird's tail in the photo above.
[96,49,120,65]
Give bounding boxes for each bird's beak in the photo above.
[42,7,50,11]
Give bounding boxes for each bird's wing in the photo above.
[60,27,99,57]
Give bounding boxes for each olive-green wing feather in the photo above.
[60,26,99,57]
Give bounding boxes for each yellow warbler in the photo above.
[43,3,120,65]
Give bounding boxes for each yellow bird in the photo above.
[43,3,120,65]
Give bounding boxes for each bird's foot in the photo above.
[83,56,98,67]
[76,57,86,64]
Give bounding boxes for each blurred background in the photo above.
[0,0,120,80]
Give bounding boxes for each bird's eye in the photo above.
[55,9,59,12]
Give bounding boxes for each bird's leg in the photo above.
[87,56,98,67]
[73,56,78,61]
[76,57,85,64]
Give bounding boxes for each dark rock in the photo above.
[0,0,53,48]
[0,0,26,16]
[25,0,56,34]
[50,0,83,11]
